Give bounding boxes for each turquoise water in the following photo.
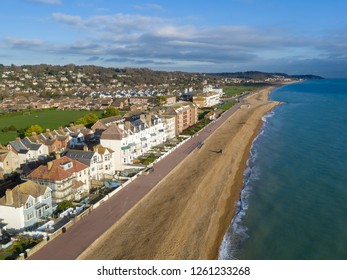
[219,79,347,260]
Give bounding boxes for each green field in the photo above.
[219,101,236,111]
[0,110,102,145]
[223,85,262,97]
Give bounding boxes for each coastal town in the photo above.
[0,65,305,260]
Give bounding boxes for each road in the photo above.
[29,103,242,260]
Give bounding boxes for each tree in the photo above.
[102,107,120,118]
[25,124,44,137]
[75,113,99,127]
[57,200,74,212]
[156,96,167,106]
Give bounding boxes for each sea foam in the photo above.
[218,111,273,260]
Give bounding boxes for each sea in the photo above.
[219,79,347,260]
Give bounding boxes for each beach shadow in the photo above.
[209,149,224,154]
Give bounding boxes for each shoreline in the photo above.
[79,85,283,260]
[211,86,281,260]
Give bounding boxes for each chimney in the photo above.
[32,132,36,136]
[16,137,21,141]
[146,114,152,124]
[56,152,61,159]
[93,146,99,153]
[46,128,51,133]
[5,189,13,205]
[83,145,88,151]
[47,161,53,170]
[125,121,131,130]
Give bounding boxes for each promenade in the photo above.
[29,101,242,260]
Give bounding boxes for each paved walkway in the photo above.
[29,103,242,260]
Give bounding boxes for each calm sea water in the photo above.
[219,79,347,260]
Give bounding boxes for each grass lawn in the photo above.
[0,110,102,145]
[0,131,18,146]
[223,85,262,97]
[219,101,236,111]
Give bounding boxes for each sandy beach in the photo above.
[79,86,281,260]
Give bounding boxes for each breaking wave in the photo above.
[218,110,275,259]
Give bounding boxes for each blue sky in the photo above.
[1,0,347,77]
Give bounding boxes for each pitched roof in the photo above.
[101,115,124,124]
[27,156,88,181]
[100,124,124,140]
[9,140,28,153]
[0,150,10,162]
[93,144,114,154]
[0,180,49,208]
[21,137,42,151]
[63,150,95,166]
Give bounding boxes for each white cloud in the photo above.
[47,12,330,67]
[52,13,82,27]
[3,11,344,76]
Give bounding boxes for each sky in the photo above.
[1,0,347,77]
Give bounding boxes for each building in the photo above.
[161,101,198,136]
[27,156,90,204]
[100,112,166,170]
[64,125,94,148]
[193,92,220,108]
[63,145,116,181]
[7,137,49,164]
[91,115,124,137]
[161,116,176,140]
[28,129,68,154]
[0,149,20,179]
[0,180,53,230]
[164,96,177,106]
[203,85,224,95]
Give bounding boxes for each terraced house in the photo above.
[0,148,20,179]
[100,112,166,170]
[0,181,53,230]
[7,137,49,164]
[63,145,116,181]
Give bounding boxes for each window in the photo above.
[26,212,34,221]
[25,200,33,209]
[44,192,50,200]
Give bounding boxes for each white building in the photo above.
[0,181,53,230]
[203,85,224,96]
[101,112,166,170]
[162,116,176,140]
[8,137,49,164]
[64,145,116,181]
[193,92,221,108]
[64,125,94,148]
